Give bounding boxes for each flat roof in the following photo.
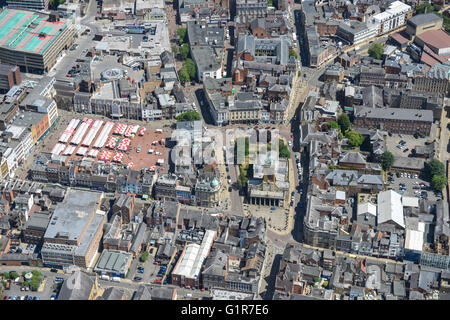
[405,229,424,252]
[44,189,103,242]
[408,13,442,27]
[0,9,70,54]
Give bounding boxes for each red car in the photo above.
[3,295,8,300]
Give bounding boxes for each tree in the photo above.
[279,140,291,158]
[424,159,445,180]
[179,67,190,83]
[3,272,10,280]
[176,28,187,44]
[346,131,364,147]
[297,71,302,77]
[381,151,394,171]
[9,272,19,280]
[29,279,39,291]
[176,110,201,122]
[140,251,149,262]
[328,121,339,129]
[432,175,447,191]
[338,114,351,132]
[183,58,196,79]
[368,43,384,60]
[289,49,298,59]
[171,45,178,56]
[180,43,189,60]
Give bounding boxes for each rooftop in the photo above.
[0,9,70,54]
[44,189,103,242]
[354,106,433,123]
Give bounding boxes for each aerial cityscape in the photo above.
[0,0,448,304]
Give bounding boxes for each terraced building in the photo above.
[0,9,76,73]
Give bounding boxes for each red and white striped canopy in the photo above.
[113,123,127,135]
[112,152,124,163]
[117,138,131,151]
[99,150,113,161]
[106,136,119,149]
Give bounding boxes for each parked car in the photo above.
[133,276,143,282]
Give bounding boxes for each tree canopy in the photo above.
[432,175,447,191]
[179,67,190,83]
[328,121,339,129]
[338,114,351,132]
[346,131,364,147]
[183,58,196,79]
[368,43,384,60]
[140,251,149,262]
[279,140,291,158]
[381,151,394,171]
[176,28,187,44]
[289,49,298,59]
[180,43,189,60]
[176,110,201,122]
[424,159,445,180]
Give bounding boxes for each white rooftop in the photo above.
[377,190,405,229]
[357,202,377,216]
[405,229,424,252]
[402,196,419,208]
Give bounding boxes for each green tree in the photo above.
[338,114,351,132]
[29,279,39,291]
[9,272,19,280]
[368,43,384,60]
[328,121,339,129]
[183,58,196,79]
[171,45,178,56]
[381,151,395,171]
[180,43,189,60]
[279,140,291,158]
[176,110,201,122]
[289,49,298,59]
[424,159,445,180]
[176,28,187,44]
[432,175,447,191]
[179,67,190,83]
[297,71,302,77]
[346,131,364,147]
[3,272,10,280]
[140,251,149,262]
